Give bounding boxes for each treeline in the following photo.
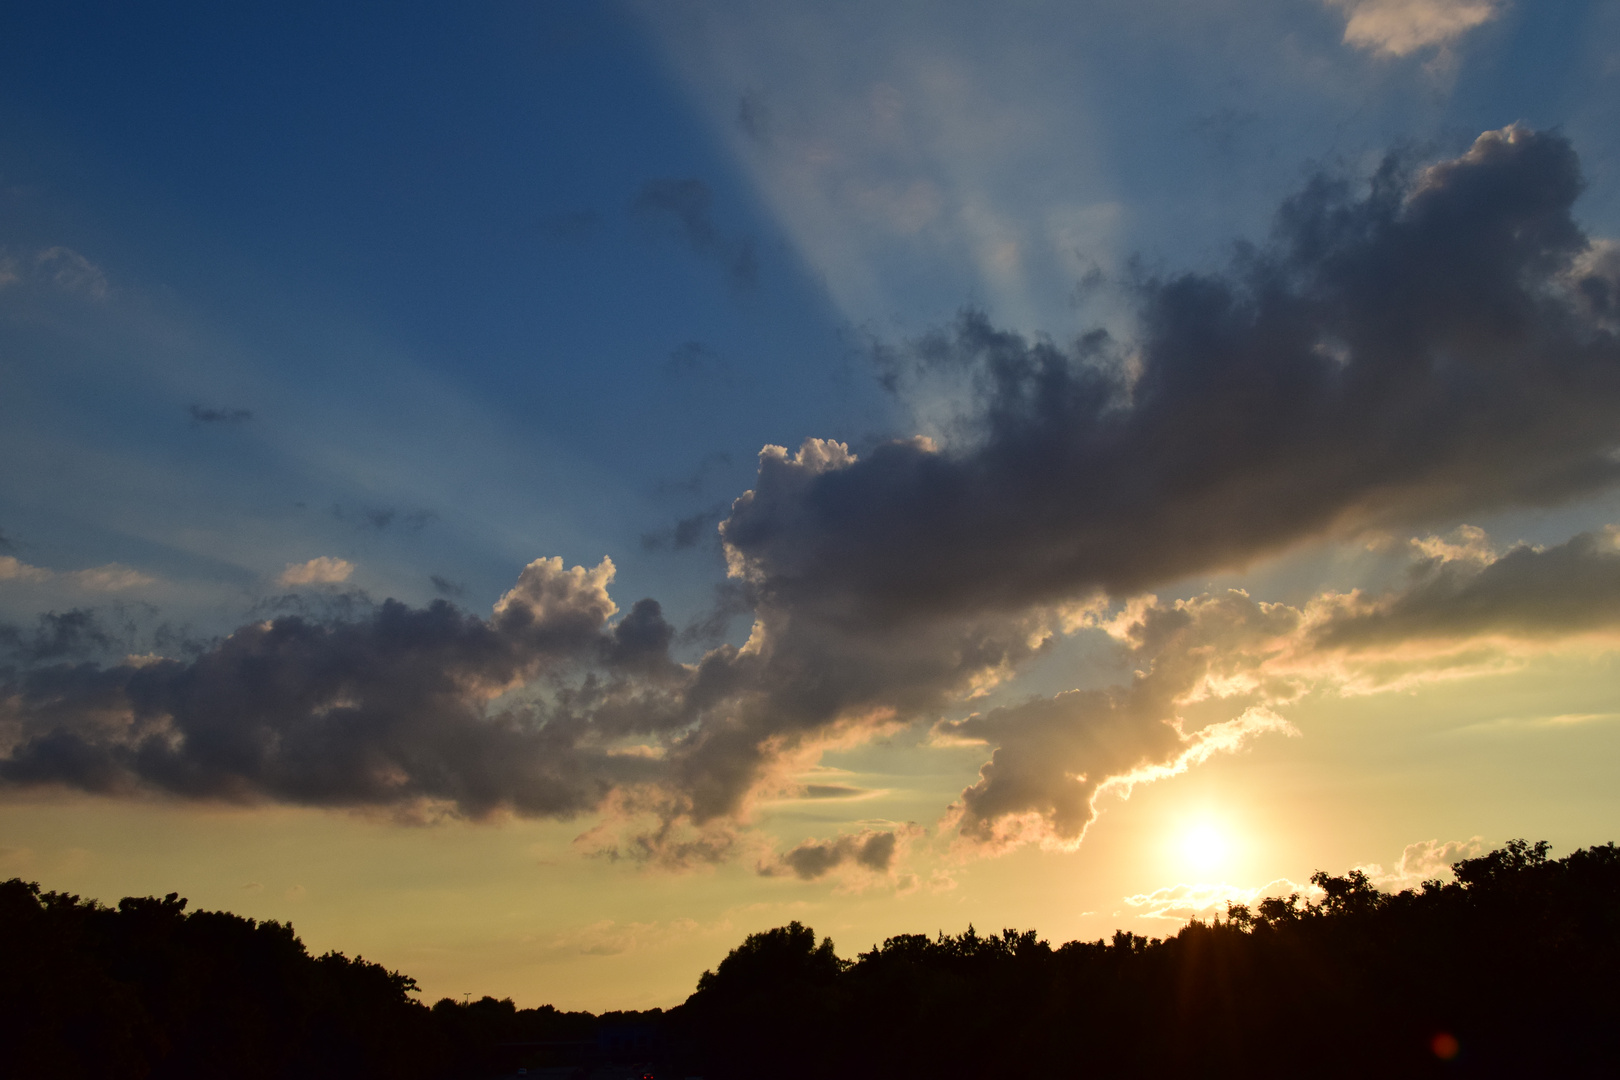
[677,840,1620,1078]
[4,840,1619,1078]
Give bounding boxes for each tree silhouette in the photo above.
[6,838,1620,1079]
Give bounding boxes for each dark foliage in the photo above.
[0,879,444,1080]
[668,840,1620,1079]
[7,839,1618,1079]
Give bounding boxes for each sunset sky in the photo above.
[4,0,1620,1010]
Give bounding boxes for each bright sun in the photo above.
[1179,822,1230,872]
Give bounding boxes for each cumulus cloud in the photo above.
[277,557,354,587]
[942,593,1303,852]
[721,127,1617,629]
[1363,835,1487,889]
[0,557,669,817]
[942,519,1620,851]
[1325,0,1502,56]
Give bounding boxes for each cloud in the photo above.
[720,128,1616,630]
[0,557,672,817]
[1325,0,1502,57]
[1125,877,1317,922]
[0,556,154,591]
[540,915,714,959]
[188,404,253,425]
[759,827,909,880]
[6,130,1620,875]
[641,506,725,552]
[277,557,355,587]
[429,575,466,598]
[1363,836,1487,889]
[1315,527,1620,646]
[941,593,1303,852]
[331,505,436,533]
[0,556,51,584]
[1,609,121,663]
[34,246,109,299]
[942,519,1620,852]
[633,177,759,289]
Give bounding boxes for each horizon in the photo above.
[4,0,1620,1011]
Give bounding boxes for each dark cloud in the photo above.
[0,528,13,553]
[1318,529,1620,646]
[762,829,900,880]
[641,505,726,552]
[0,609,122,664]
[0,559,677,818]
[429,575,466,598]
[633,178,759,290]
[188,404,253,425]
[721,127,1620,630]
[674,580,752,648]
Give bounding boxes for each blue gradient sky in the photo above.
[4,0,1620,1009]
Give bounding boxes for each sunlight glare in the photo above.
[1179,822,1230,872]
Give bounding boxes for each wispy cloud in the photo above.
[1126,877,1319,922]
[1325,0,1503,57]
[0,555,154,591]
[188,403,254,425]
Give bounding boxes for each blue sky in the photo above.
[5,0,1620,1009]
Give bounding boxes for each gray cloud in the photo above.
[722,127,1619,630]
[0,559,677,818]
[1318,528,1620,646]
[1,609,123,664]
[641,505,726,552]
[761,828,901,880]
[429,574,466,598]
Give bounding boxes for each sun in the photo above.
[1178,821,1230,873]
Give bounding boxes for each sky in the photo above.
[3,0,1620,1010]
